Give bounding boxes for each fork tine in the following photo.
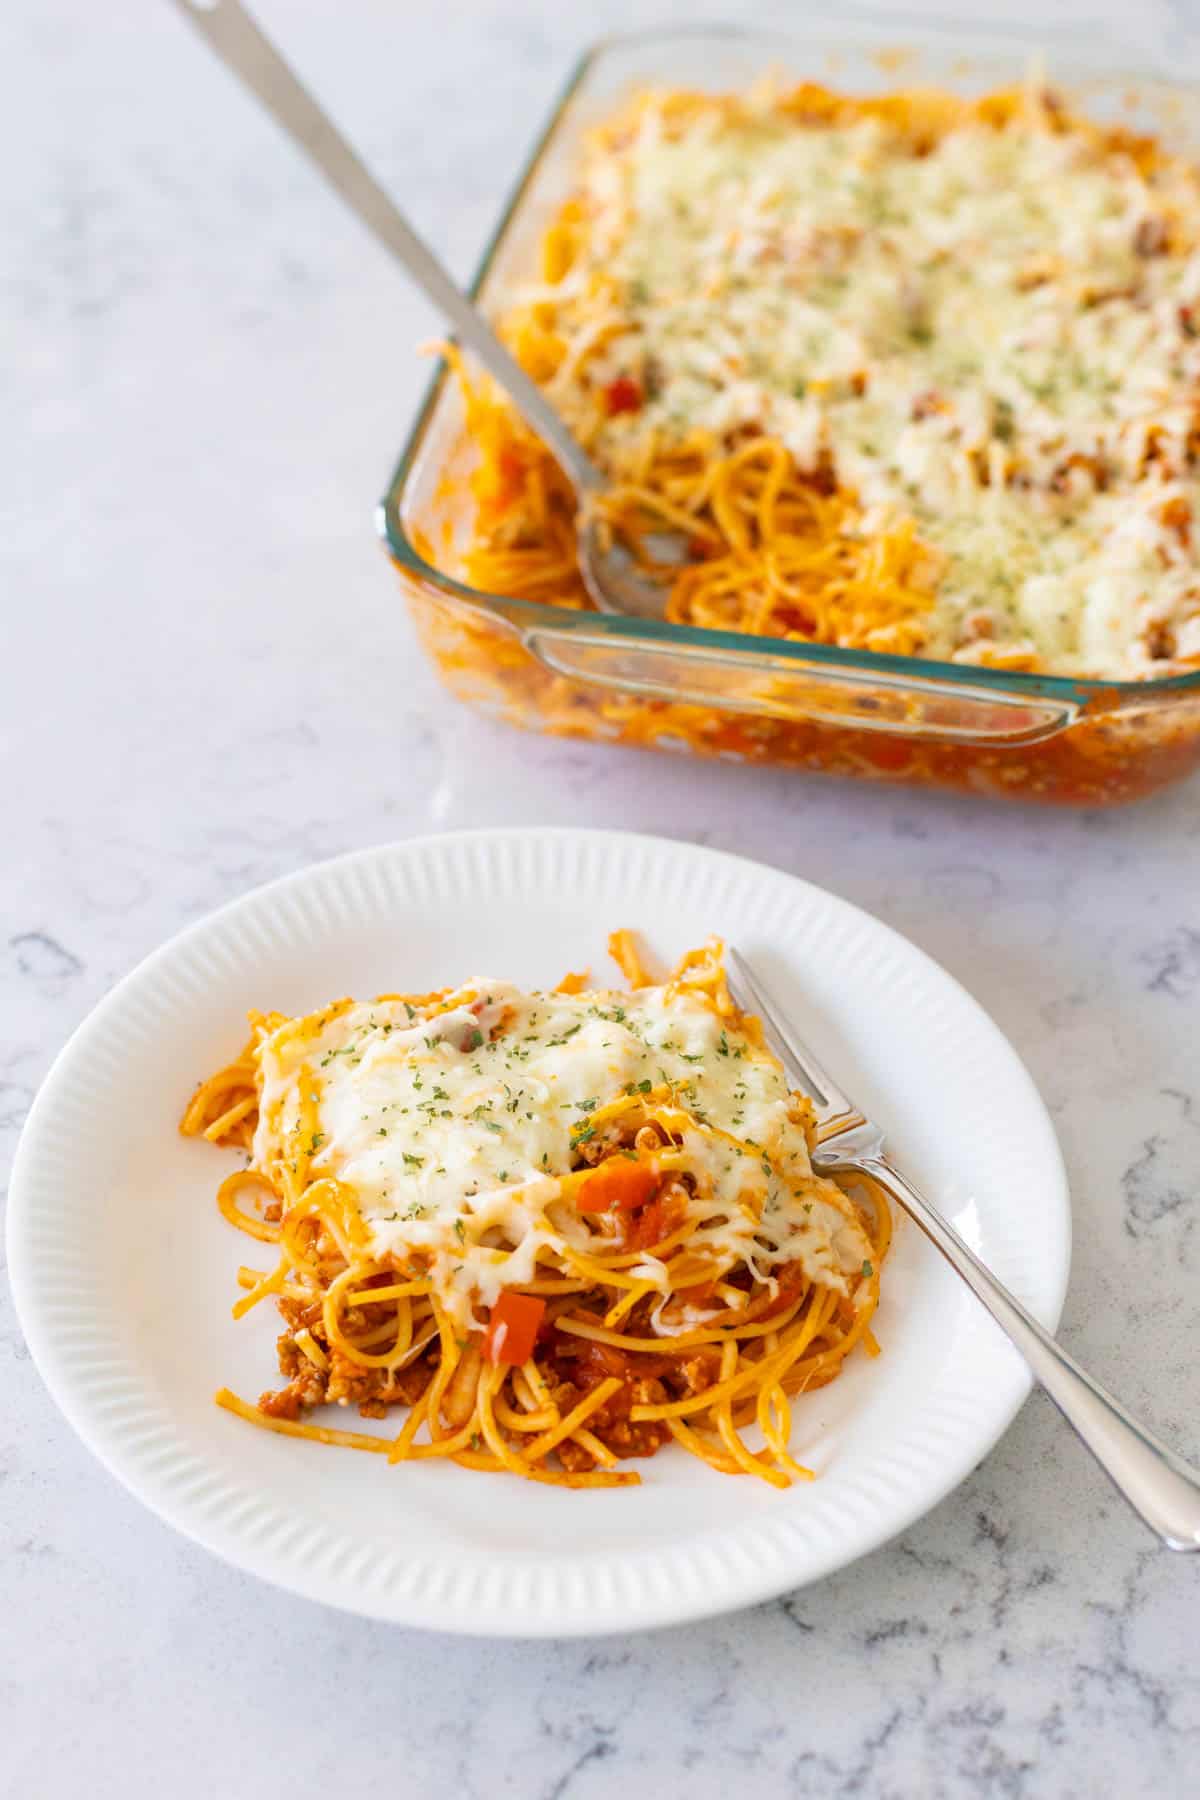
[725,946,858,1128]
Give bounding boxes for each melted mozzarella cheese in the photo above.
[535,92,1200,678]
[253,979,869,1328]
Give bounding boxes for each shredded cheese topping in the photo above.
[503,82,1200,679]
[253,977,870,1328]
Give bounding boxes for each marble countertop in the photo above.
[4,0,1200,1793]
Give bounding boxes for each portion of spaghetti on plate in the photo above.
[182,936,888,1489]
[453,78,1200,679]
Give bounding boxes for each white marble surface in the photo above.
[5,0,1200,1793]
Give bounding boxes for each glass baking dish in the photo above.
[378,19,1200,806]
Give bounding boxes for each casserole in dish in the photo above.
[379,23,1200,804]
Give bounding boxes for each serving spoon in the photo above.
[169,0,672,620]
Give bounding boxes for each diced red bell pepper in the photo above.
[576,1158,660,1214]
[603,375,643,416]
[483,1291,546,1366]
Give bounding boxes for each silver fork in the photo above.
[725,946,1200,1550]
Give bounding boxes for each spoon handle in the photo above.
[169,0,601,494]
[857,1152,1200,1550]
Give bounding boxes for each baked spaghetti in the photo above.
[182,936,888,1489]
[452,78,1200,680]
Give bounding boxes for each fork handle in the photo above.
[856,1153,1200,1550]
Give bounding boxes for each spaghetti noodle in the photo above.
[183,937,889,1488]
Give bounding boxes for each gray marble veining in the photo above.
[3,1,1200,1794]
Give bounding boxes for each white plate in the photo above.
[8,829,1070,1636]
